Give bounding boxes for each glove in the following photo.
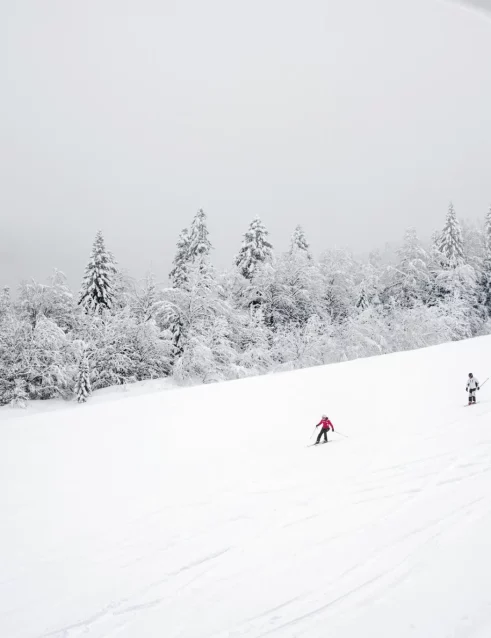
[478,387,480,391]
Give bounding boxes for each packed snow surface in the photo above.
[2,337,491,637]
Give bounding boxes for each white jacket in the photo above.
[467,377,479,390]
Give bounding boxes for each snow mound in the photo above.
[2,337,491,637]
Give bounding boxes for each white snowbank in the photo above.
[2,337,491,637]
[0,377,176,421]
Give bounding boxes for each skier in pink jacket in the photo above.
[315,415,334,445]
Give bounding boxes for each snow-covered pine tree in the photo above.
[462,220,485,272]
[436,203,465,268]
[17,279,50,329]
[233,306,273,376]
[79,231,117,313]
[484,206,491,257]
[132,271,162,323]
[235,217,273,279]
[74,349,91,403]
[393,227,431,307]
[9,378,29,408]
[187,208,212,262]
[22,316,75,400]
[169,228,191,288]
[50,270,75,328]
[170,210,212,288]
[16,271,74,330]
[430,205,483,331]
[84,309,172,389]
[0,314,27,406]
[111,270,134,312]
[430,229,441,258]
[167,262,232,381]
[355,262,382,312]
[272,314,332,370]
[356,285,370,311]
[0,287,11,321]
[319,249,359,322]
[264,251,323,327]
[246,262,282,328]
[340,306,390,361]
[290,225,311,258]
[480,206,491,313]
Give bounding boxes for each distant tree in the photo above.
[187,208,212,262]
[272,315,333,370]
[0,287,11,321]
[436,203,465,268]
[355,262,382,312]
[17,270,74,330]
[47,270,75,330]
[319,249,359,322]
[132,271,162,323]
[9,378,29,408]
[18,317,75,401]
[392,227,431,307]
[290,225,311,258]
[481,206,491,312]
[169,228,191,288]
[462,220,485,272]
[79,230,117,313]
[0,315,30,406]
[169,263,218,333]
[111,270,134,312]
[340,307,390,360]
[235,217,273,279]
[356,285,370,311]
[84,310,172,389]
[256,252,323,327]
[246,263,282,327]
[74,347,91,403]
[16,280,47,329]
[233,307,274,376]
[170,209,212,287]
[484,206,491,256]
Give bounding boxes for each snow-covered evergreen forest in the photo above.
[1,204,491,406]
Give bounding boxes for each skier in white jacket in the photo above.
[466,373,480,405]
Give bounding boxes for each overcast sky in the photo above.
[1,0,490,290]
[453,0,491,16]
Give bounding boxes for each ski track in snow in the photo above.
[2,337,491,637]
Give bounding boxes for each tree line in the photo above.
[1,203,490,406]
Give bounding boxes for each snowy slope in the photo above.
[2,337,491,638]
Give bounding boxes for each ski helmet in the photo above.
[469,373,473,378]
[322,414,327,419]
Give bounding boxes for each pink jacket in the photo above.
[317,418,334,431]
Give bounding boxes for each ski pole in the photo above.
[335,430,349,438]
[480,378,489,390]
[309,427,317,441]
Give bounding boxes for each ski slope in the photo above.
[2,337,491,638]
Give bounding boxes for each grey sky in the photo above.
[1,0,490,290]
[451,0,491,17]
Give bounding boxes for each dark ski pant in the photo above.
[316,428,330,444]
[468,388,477,404]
